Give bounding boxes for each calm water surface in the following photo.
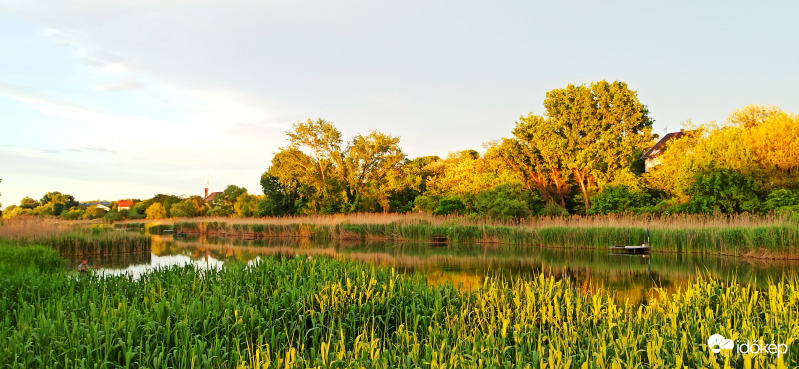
[68,234,799,304]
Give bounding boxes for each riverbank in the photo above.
[0,216,151,256]
[1,250,796,368]
[117,214,799,258]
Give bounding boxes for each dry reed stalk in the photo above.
[121,212,794,230]
[0,216,76,239]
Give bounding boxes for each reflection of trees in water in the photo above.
[67,251,151,271]
[148,234,797,303]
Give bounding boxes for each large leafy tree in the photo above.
[510,81,656,212]
[342,131,405,211]
[265,119,405,214]
[39,191,79,216]
[208,185,248,216]
[647,105,799,201]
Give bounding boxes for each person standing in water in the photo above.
[77,259,88,273]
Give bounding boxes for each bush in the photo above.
[685,168,762,213]
[588,185,655,214]
[474,183,542,220]
[433,197,466,215]
[541,201,569,217]
[765,188,799,210]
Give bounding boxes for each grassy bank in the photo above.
[155,219,799,257]
[1,254,797,368]
[1,216,151,256]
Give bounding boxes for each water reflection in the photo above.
[72,234,799,305]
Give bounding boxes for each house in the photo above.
[641,129,691,172]
[204,192,222,203]
[117,200,134,210]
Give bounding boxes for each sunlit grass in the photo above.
[1,255,797,368]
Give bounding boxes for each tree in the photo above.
[145,203,167,219]
[510,81,655,213]
[587,185,655,215]
[234,193,259,217]
[285,118,343,187]
[266,119,407,214]
[474,182,542,220]
[384,156,440,213]
[83,205,107,220]
[40,191,79,216]
[19,197,39,209]
[258,175,299,216]
[208,185,247,216]
[684,168,761,214]
[342,130,405,212]
[170,196,206,218]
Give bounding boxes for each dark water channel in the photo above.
[69,234,799,304]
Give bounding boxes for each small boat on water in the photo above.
[608,228,651,254]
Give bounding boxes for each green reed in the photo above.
[1,255,797,368]
[171,221,799,257]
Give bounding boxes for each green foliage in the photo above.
[0,244,64,272]
[258,175,299,216]
[39,191,79,216]
[433,196,466,215]
[588,185,657,214]
[685,168,762,214]
[19,196,39,209]
[145,203,167,219]
[1,257,797,368]
[60,207,85,220]
[541,201,569,217]
[510,80,656,212]
[169,196,206,218]
[103,210,124,222]
[82,205,107,220]
[266,119,405,214]
[208,185,247,216]
[764,188,799,210]
[474,183,542,220]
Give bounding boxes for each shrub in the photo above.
[433,197,465,215]
[474,183,541,220]
[541,201,569,217]
[588,185,654,214]
[765,188,799,210]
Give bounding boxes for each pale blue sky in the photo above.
[1,1,798,208]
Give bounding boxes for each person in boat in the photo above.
[77,259,88,273]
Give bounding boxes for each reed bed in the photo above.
[1,255,797,368]
[163,220,799,258]
[31,229,150,256]
[0,217,151,257]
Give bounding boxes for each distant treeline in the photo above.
[3,80,799,221]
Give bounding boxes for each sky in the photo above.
[1,1,798,209]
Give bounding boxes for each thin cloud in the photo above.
[94,77,143,92]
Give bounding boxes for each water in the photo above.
[69,234,799,304]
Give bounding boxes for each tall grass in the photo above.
[1,217,151,256]
[0,243,64,272]
[115,211,797,229]
[1,256,797,368]
[163,219,799,258]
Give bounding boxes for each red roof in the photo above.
[641,130,693,159]
[204,192,222,203]
[118,200,133,208]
